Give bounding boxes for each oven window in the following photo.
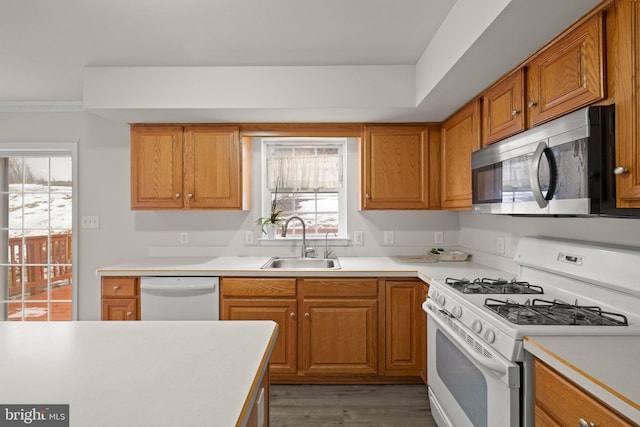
[436,330,488,427]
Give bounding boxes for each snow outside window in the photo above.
[0,150,75,321]
[262,138,347,237]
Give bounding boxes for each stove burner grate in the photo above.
[484,298,629,326]
[445,277,544,295]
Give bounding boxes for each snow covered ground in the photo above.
[6,184,72,237]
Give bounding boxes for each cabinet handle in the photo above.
[614,166,629,175]
[113,286,120,292]
[290,312,296,319]
[304,312,310,319]
[126,312,133,318]
[511,109,520,116]
[175,193,181,199]
[365,194,371,199]
[528,101,538,108]
[188,193,193,199]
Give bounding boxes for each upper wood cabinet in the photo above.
[441,99,481,210]
[611,0,640,207]
[482,68,526,146]
[360,125,440,210]
[130,125,250,210]
[526,12,605,127]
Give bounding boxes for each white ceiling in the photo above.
[0,0,602,122]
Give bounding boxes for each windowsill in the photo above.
[257,236,351,247]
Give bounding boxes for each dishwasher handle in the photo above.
[140,282,217,292]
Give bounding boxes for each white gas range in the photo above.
[422,237,640,427]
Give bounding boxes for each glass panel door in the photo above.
[1,155,73,321]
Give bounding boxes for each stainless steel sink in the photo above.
[260,257,341,270]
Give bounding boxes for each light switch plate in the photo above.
[245,230,254,245]
[81,215,99,228]
[435,231,444,244]
[180,232,188,244]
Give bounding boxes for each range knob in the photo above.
[430,290,439,301]
[471,320,483,333]
[451,305,463,318]
[483,329,496,344]
[438,295,446,306]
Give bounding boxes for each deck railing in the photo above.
[8,233,72,297]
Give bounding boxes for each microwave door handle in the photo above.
[529,142,556,208]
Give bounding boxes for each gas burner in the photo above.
[484,298,629,326]
[444,277,544,295]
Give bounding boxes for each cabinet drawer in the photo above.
[101,277,138,297]
[221,278,297,297]
[534,359,634,426]
[302,278,378,298]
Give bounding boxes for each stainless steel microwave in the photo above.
[472,105,640,217]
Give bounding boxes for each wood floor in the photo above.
[270,384,437,427]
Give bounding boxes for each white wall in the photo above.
[458,211,640,274]
[0,111,459,319]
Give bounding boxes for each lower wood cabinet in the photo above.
[534,358,635,426]
[301,278,379,376]
[101,277,139,320]
[220,276,425,383]
[221,278,298,375]
[384,280,424,376]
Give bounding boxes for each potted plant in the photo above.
[255,179,282,238]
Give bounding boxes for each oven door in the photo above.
[425,300,520,427]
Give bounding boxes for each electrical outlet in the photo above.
[81,216,99,228]
[435,231,444,244]
[180,232,188,244]
[384,231,395,245]
[354,231,364,246]
[496,237,505,254]
[245,230,254,245]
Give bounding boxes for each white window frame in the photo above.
[260,137,348,239]
[0,142,78,321]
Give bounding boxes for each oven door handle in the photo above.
[424,300,519,387]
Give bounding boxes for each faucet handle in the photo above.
[305,246,317,258]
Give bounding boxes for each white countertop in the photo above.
[0,321,278,427]
[524,335,640,423]
[96,255,513,284]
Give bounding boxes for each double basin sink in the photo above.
[261,256,341,270]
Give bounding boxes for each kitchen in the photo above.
[2,0,640,426]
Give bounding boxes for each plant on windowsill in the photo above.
[255,179,282,238]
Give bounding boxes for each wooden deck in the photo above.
[6,283,72,321]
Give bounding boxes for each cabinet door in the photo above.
[441,99,481,210]
[361,125,433,209]
[183,126,243,209]
[527,13,605,127]
[482,68,525,146]
[302,299,378,375]
[534,359,635,426]
[131,126,184,209]
[222,299,297,375]
[615,0,640,207]
[384,281,423,376]
[102,298,137,320]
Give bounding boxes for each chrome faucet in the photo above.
[324,232,337,259]
[281,216,315,258]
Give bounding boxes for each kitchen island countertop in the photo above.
[524,335,640,424]
[0,321,278,427]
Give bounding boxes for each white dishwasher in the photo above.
[140,277,219,320]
